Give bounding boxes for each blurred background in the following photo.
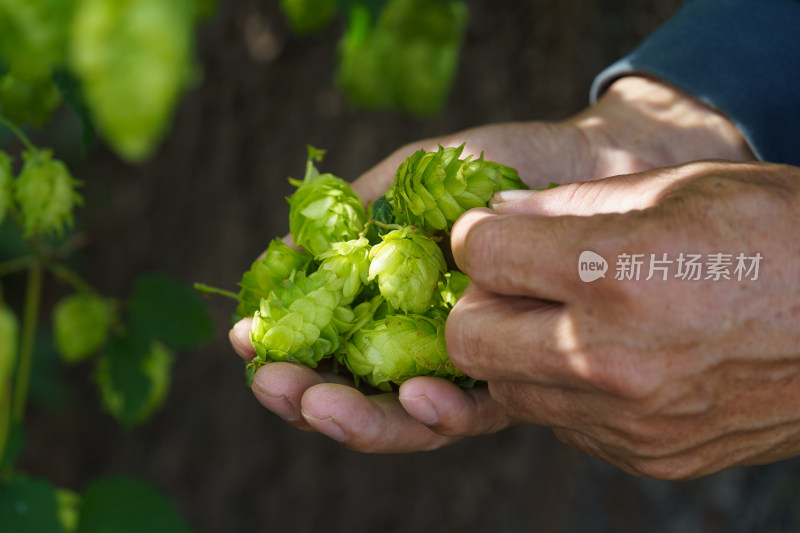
[6,0,800,531]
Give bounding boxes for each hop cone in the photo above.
[237,238,312,318]
[0,150,12,226]
[288,149,366,256]
[386,143,527,233]
[14,149,82,237]
[53,294,116,364]
[316,237,371,304]
[368,227,446,314]
[249,271,351,370]
[340,312,465,391]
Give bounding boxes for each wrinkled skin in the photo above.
[229,77,800,479]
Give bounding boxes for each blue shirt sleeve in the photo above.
[590,0,800,166]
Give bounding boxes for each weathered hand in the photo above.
[447,159,800,478]
[230,76,757,456]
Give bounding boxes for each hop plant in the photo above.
[386,143,527,234]
[316,237,371,304]
[249,271,351,371]
[53,293,116,364]
[437,270,470,310]
[237,238,312,318]
[368,227,446,314]
[288,148,366,256]
[0,304,18,387]
[340,312,465,391]
[0,150,13,225]
[13,149,82,237]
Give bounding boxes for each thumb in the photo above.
[489,164,696,217]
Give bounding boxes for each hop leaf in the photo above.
[288,151,366,256]
[340,312,465,390]
[237,238,312,318]
[249,271,347,371]
[386,143,528,233]
[53,293,115,364]
[14,149,82,237]
[368,227,446,314]
[0,73,61,127]
[0,150,13,225]
[315,236,371,303]
[70,0,194,161]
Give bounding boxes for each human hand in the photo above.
[447,159,800,479]
[229,75,756,455]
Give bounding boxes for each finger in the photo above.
[398,377,513,437]
[300,384,458,452]
[251,362,331,431]
[229,318,255,361]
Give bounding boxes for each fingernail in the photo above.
[304,414,347,442]
[403,394,439,426]
[489,189,536,209]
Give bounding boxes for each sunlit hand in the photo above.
[447,159,800,479]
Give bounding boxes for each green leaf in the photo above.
[76,476,194,533]
[371,195,393,235]
[0,73,61,127]
[0,476,62,533]
[128,273,214,349]
[70,0,195,161]
[95,334,173,428]
[51,71,95,153]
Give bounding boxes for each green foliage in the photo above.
[0,476,63,533]
[0,74,61,127]
[336,0,467,114]
[53,294,115,364]
[280,0,337,35]
[71,0,195,161]
[0,151,12,225]
[76,477,194,533]
[128,273,214,350]
[95,335,174,429]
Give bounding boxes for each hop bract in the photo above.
[437,270,470,310]
[386,143,527,233]
[368,227,446,314]
[316,237,371,304]
[288,150,366,256]
[237,238,312,318]
[249,271,351,370]
[14,149,82,237]
[340,312,465,391]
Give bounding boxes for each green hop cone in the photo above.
[249,271,349,372]
[237,238,312,318]
[0,150,13,225]
[386,143,528,233]
[14,149,82,237]
[315,237,371,304]
[341,312,465,391]
[368,227,446,314]
[53,293,115,364]
[288,147,366,256]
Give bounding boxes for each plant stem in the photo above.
[44,261,98,296]
[0,256,34,278]
[12,262,42,422]
[194,283,238,301]
[0,116,37,153]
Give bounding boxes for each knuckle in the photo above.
[459,215,504,287]
[627,456,704,481]
[444,302,479,377]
